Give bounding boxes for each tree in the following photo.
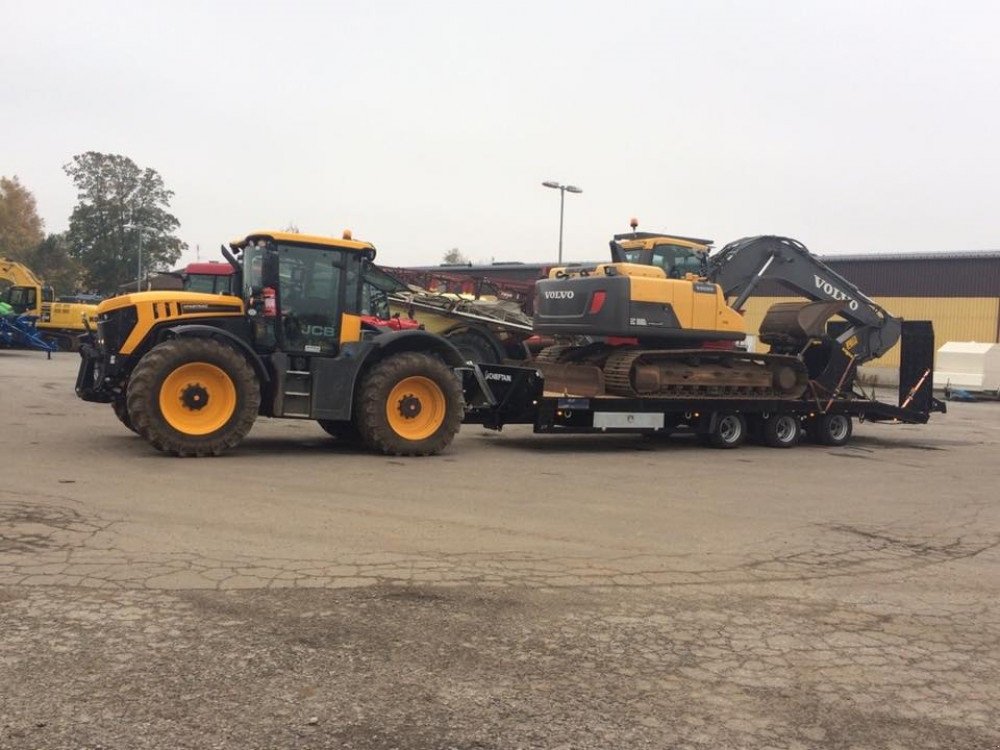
[64,152,186,294]
[442,247,469,265]
[0,176,45,262]
[27,233,81,295]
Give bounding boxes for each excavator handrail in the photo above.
[707,235,901,363]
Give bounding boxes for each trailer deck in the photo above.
[463,321,945,448]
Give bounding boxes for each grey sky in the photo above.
[3,0,998,267]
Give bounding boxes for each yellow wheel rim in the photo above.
[386,376,446,441]
[159,362,237,436]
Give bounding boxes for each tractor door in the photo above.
[274,242,354,355]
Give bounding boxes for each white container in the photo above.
[934,341,1000,390]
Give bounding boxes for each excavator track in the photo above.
[533,344,576,364]
[603,348,809,400]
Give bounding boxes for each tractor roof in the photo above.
[230,230,376,252]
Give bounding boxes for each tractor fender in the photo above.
[360,329,467,368]
[160,324,271,383]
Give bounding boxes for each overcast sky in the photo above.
[3,0,998,267]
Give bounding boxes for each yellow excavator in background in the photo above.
[0,258,99,350]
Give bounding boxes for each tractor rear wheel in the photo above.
[126,338,260,457]
[356,352,463,456]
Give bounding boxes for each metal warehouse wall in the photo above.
[748,253,1000,298]
[742,296,1000,370]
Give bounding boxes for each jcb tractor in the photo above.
[75,231,476,457]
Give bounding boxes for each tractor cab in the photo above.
[232,231,377,356]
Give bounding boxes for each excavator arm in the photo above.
[708,236,901,366]
[0,258,46,289]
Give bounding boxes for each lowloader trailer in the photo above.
[463,320,944,448]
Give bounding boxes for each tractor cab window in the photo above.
[276,243,346,354]
[361,264,408,320]
[186,274,216,294]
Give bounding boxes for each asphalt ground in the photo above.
[1,349,998,750]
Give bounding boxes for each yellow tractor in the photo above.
[76,231,477,457]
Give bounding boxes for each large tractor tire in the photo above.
[126,338,261,457]
[446,330,502,365]
[356,352,464,456]
[112,394,137,434]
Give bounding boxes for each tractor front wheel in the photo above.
[127,338,260,457]
[356,352,464,456]
[112,393,137,433]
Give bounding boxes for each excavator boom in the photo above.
[708,236,901,365]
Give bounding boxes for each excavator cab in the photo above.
[610,232,712,279]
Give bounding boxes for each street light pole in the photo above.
[542,181,582,264]
[137,229,143,292]
[127,221,152,292]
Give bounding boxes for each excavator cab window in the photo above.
[4,285,37,314]
[623,244,706,279]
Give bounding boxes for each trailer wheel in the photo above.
[809,413,853,446]
[112,394,137,434]
[709,412,747,449]
[127,338,260,457]
[356,351,464,456]
[318,420,361,442]
[762,414,801,448]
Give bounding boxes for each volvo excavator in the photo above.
[530,231,901,404]
[455,228,941,449]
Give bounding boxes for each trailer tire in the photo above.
[127,338,260,457]
[762,414,801,448]
[809,413,853,446]
[356,351,464,456]
[708,412,747,449]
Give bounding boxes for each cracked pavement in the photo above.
[1,351,999,749]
